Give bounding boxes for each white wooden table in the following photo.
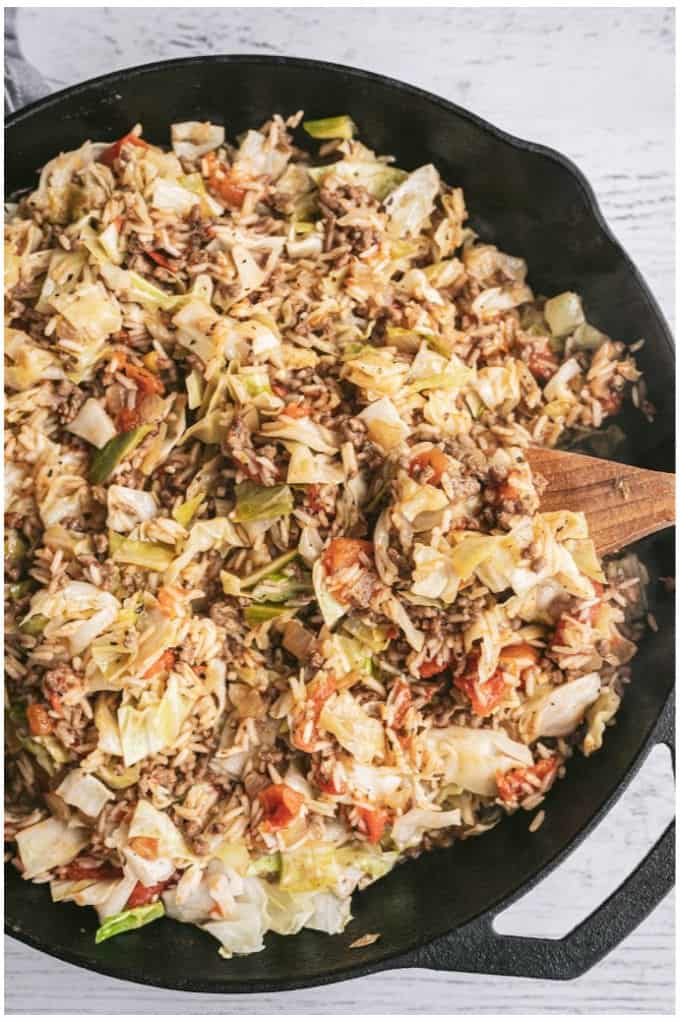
[5,7,674,1015]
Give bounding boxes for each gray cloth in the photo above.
[5,8,50,114]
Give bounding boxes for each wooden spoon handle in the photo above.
[526,447,675,556]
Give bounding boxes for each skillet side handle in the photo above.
[4,9,51,114]
[395,693,675,981]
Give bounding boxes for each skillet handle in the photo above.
[4,9,51,114]
[398,693,675,980]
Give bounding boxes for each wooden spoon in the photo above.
[525,447,675,556]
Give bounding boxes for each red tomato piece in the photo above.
[322,538,374,575]
[63,861,123,881]
[259,783,304,831]
[387,679,412,728]
[496,756,559,805]
[357,806,389,844]
[126,881,167,909]
[99,133,150,168]
[27,703,52,736]
[146,249,175,270]
[409,447,449,486]
[454,653,507,716]
[282,402,312,419]
[143,650,176,679]
[291,674,336,753]
[418,655,451,679]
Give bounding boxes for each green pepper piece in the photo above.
[5,529,27,565]
[303,115,356,140]
[95,902,164,944]
[244,604,288,625]
[172,491,205,528]
[94,762,141,790]
[240,549,298,590]
[19,614,48,637]
[90,425,152,485]
[233,482,294,523]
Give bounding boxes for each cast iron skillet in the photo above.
[5,55,675,993]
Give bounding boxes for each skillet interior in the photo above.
[5,55,675,992]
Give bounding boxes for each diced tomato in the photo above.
[216,179,247,208]
[282,402,312,419]
[418,654,451,679]
[143,649,176,679]
[128,836,159,860]
[259,783,304,831]
[496,756,559,805]
[204,155,247,208]
[116,406,141,432]
[46,690,63,715]
[99,133,150,168]
[316,768,346,796]
[157,585,183,619]
[357,806,389,844]
[409,447,449,486]
[497,480,521,503]
[26,703,52,736]
[292,674,336,752]
[126,880,167,909]
[454,653,507,717]
[387,679,412,728]
[291,722,318,754]
[308,673,337,709]
[63,861,123,881]
[146,249,175,270]
[115,354,164,432]
[499,643,540,673]
[322,538,374,575]
[118,355,164,399]
[318,777,346,796]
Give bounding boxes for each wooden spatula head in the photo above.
[525,447,675,556]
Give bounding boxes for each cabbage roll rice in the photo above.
[5,113,651,956]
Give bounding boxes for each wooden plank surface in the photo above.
[5,7,675,1015]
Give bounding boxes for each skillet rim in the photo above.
[5,52,675,993]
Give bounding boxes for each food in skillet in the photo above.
[4,112,651,955]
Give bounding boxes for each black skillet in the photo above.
[5,54,675,993]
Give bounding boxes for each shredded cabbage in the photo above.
[171,120,225,158]
[319,690,385,764]
[391,807,462,849]
[107,485,158,533]
[544,292,585,337]
[118,674,198,767]
[56,769,114,818]
[521,672,601,742]
[420,725,533,797]
[67,399,117,449]
[384,164,440,238]
[16,817,91,879]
